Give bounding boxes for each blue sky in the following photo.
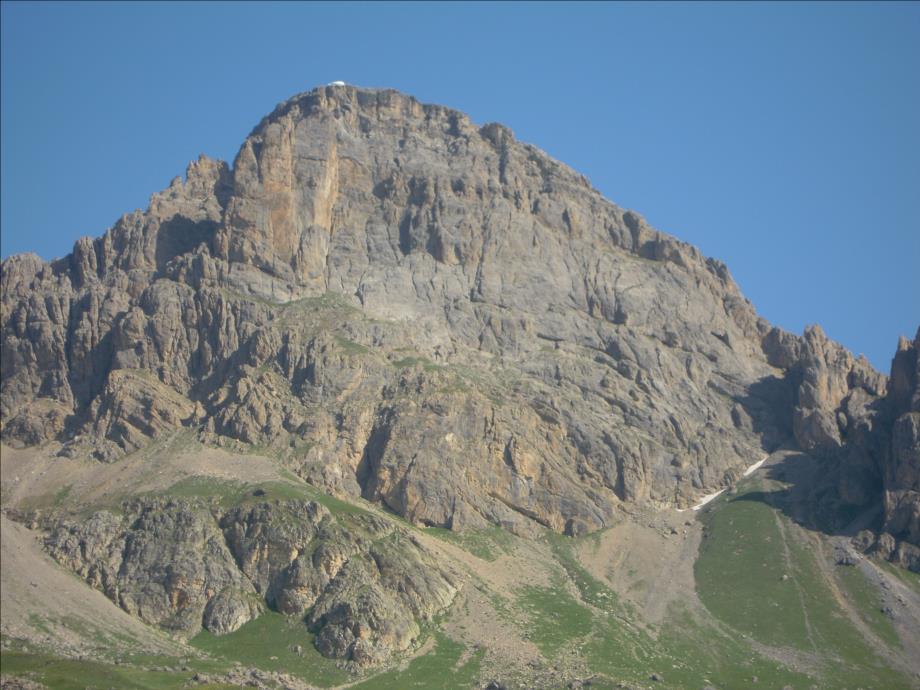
[2,1,918,370]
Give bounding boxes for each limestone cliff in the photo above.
[1,85,915,553]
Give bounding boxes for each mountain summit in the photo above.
[1,85,918,684]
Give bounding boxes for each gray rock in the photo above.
[43,497,457,665]
[839,329,920,570]
[833,544,858,566]
[0,84,914,569]
[0,85,797,531]
[44,499,256,637]
[202,589,262,635]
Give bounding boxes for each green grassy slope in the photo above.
[189,611,350,687]
[3,470,916,689]
[696,485,912,689]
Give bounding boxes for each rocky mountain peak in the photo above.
[3,84,920,684]
[1,86,916,559]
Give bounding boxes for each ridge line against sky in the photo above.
[1,1,918,370]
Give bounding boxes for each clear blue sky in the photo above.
[2,1,918,371]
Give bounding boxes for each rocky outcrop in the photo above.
[218,501,457,665]
[0,84,911,539]
[42,497,458,664]
[759,323,920,571]
[792,326,920,572]
[761,324,886,459]
[44,499,257,637]
[1,155,229,437]
[879,330,920,566]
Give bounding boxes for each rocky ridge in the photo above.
[870,330,920,568]
[1,84,917,567]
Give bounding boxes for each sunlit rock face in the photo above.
[1,85,914,555]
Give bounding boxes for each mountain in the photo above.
[1,85,918,690]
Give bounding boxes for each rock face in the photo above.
[876,331,920,568]
[43,497,457,663]
[0,85,915,548]
[772,325,920,571]
[44,499,257,637]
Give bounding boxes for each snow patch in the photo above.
[676,453,770,512]
[691,489,725,511]
[743,454,768,477]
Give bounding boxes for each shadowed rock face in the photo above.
[762,325,920,570]
[0,85,915,550]
[877,331,920,567]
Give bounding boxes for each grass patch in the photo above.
[516,489,911,688]
[392,355,443,372]
[152,476,316,509]
[649,605,815,690]
[52,483,73,507]
[545,532,629,619]
[696,495,810,647]
[334,335,370,355]
[513,531,800,687]
[349,632,483,690]
[424,526,516,561]
[155,474,374,519]
[0,649,233,690]
[784,535,907,688]
[878,558,920,595]
[837,564,901,649]
[696,488,912,688]
[293,478,376,517]
[25,614,52,635]
[579,603,814,689]
[290,291,361,314]
[516,580,593,656]
[190,610,350,687]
